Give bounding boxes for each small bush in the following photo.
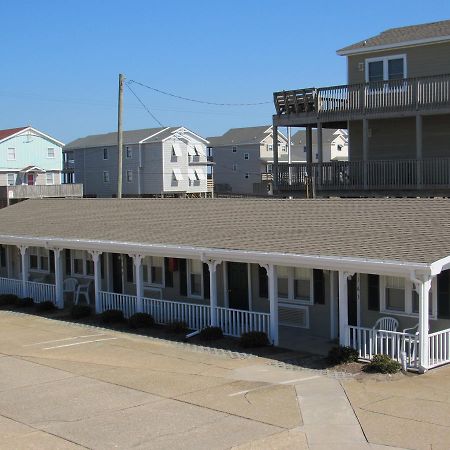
[199,326,223,341]
[166,320,189,334]
[71,304,92,320]
[15,297,34,308]
[327,346,359,365]
[0,294,20,306]
[35,300,56,312]
[239,331,269,348]
[99,309,125,324]
[129,312,154,329]
[364,354,402,374]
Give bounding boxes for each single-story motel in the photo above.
[1,197,450,372]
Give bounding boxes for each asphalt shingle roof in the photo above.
[207,126,272,147]
[0,198,449,266]
[338,19,450,54]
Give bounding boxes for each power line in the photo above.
[125,83,164,127]
[127,80,272,106]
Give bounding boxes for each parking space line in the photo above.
[43,337,118,350]
[24,334,106,347]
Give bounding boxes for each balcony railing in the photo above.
[274,73,450,121]
[265,158,450,192]
[0,184,84,200]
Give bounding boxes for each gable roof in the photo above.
[0,126,64,147]
[0,198,449,274]
[337,19,450,55]
[207,126,273,147]
[0,127,28,142]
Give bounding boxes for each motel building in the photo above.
[0,197,450,373]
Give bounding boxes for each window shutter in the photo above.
[313,269,325,304]
[65,249,71,275]
[126,255,134,283]
[368,274,380,311]
[164,258,174,288]
[179,259,187,296]
[203,263,210,299]
[258,266,268,298]
[438,270,450,319]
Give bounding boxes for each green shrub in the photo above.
[128,312,154,329]
[199,326,223,341]
[99,309,125,324]
[35,300,56,312]
[364,354,402,374]
[15,297,34,308]
[166,320,189,334]
[239,331,269,348]
[327,346,359,365]
[0,294,20,306]
[70,304,92,320]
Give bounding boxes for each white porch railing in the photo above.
[99,291,137,318]
[348,326,419,368]
[25,281,56,304]
[428,329,450,368]
[215,306,271,339]
[0,277,23,297]
[143,297,211,330]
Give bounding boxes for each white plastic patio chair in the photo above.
[373,317,399,332]
[403,323,419,334]
[74,280,93,305]
[63,278,79,299]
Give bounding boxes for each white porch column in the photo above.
[416,276,432,372]
[205,259,221,326]
[338,270,349,346]
[89,251,102,313]
[131,254,144,313]
[53,248,64,309]
[19,245,28,298]
[262,263,278,346]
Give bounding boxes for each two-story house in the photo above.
[0,126,82,206]
[272,19,450,196]
[64,126,211,198]
[208,126,288,194]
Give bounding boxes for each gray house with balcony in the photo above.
[272,19,450,196]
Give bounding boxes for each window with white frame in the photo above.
[103,148,108,160]
[47,147,55,158]
[103,171,110,183]
[46,172,54,185]
[7,148,16,160]
[29,247,50,272]
[244,153,249,160]
[366,55,406,83]
[7,173,16,186]
[71,250,94,277]
[126,170,133,182]
[268,144,273,152]
[126,146,132,158]
[142,256,164,286]
[380,275,436,317]
[277,266,313,304]
[189,259,203,297]
[171,143,181,161]
[266,164,273,173]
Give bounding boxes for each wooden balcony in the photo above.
[273,73,450,127]
[0,184,84,201]
[266,158,450,194]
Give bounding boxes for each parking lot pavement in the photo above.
[0,311,411,450]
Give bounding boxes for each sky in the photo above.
[2,0,450,143]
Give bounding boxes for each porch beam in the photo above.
[272,125,279,193]
[362,119,369,188]
[338,270,349,346]
[416,114,423,187]
[52,248,64,309]
[131,254,144,313]
[205,259,221,326]
[89,250,102,313]
[19,245,28,298]
[262,263,278,345]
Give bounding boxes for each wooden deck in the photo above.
[273,73,450,126]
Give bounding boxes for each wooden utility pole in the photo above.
[117,73,125,198]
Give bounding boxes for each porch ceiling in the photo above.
[0,198,449,270]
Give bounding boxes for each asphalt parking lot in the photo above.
[1,311,443,450]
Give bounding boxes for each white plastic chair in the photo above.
[403,323,419,334]
[63,278,79,299]
[373,317,399,332]
[74,280,93,305]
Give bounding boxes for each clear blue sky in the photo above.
[2,0,450,143]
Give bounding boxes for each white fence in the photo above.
[143,297,211,330]
[0,277,23,297]
[428,329,450,368]
[216,306,271,339]
[348,326,419,368]
[99,291,137,318]
[25,281,56,304]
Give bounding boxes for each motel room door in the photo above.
[227,262,249,310]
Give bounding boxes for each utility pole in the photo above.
[117,73,125,199]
